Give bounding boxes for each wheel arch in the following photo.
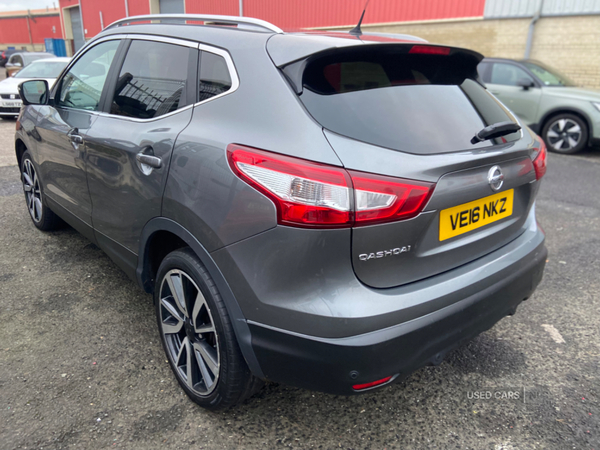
[15,138,27,168]
[138,217,264,379]
[539,107,593,145]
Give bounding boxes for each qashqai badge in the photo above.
[488,165,504,191]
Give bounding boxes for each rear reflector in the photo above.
[409,45,451,55]
[533,137,547,180]
[353,376,393,391]
[227,144,435,229]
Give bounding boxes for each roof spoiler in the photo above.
[280,43,484,95]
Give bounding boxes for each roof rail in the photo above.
[104,14,284,34]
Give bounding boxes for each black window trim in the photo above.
[49,34,240,122]
[99,37,238,122]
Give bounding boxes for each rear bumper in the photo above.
[246,228,546,395]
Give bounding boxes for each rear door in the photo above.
[481,61,542,125]
[287,44,542,288]
[84,37,196,268]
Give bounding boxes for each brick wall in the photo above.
[529,16,600,90]
[332,15,600,89]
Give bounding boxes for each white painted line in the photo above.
[542,324,566,344]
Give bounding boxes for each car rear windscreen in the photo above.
[289,47,520,154]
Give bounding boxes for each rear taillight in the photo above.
[227,144,435,229]
[228,145,352,228]
[350,170,434,226]
[533,138,547,180]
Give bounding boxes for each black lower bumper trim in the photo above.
[0,107,20,114]
[249,245,547,395]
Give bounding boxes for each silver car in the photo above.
[0,57,70,119]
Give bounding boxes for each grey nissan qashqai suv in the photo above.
[15,14,547,409]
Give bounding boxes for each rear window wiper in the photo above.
[471,121,521,144]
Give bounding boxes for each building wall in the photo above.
[0,14,62,50]
[246,0,485,29]
[81,1,128,37]
[341,15,600,89]
[127,0,152,16]
[185,0,238,16]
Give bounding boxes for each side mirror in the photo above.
[18,80,49,106]
[516,78,535,90]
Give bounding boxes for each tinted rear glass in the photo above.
[293,48,520,154]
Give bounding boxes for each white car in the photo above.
[0,57,71,119]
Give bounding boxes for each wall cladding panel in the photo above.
[485,0,600,18]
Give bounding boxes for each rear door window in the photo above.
[110,40,191,119]
[292,47,520,155]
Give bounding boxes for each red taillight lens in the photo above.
[227,145,352,228]
[350,170,434,226]
[227,144,435,229]
[409,45,451,55]
[353,375,393,391]
[533,138,547,180]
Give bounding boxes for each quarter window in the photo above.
[490,63,534,87]
[110,40,190,119]
[198,51,232,102]
[56,40,119,111]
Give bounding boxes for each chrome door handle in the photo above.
[136,153,162,169]
[67,128,84,149]
[70,134,84,144]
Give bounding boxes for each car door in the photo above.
[32,39,123,241]
[483,62,542,126]
[84,37,196,273]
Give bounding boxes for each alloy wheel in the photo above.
[159,269,220,396]
[546,118,581,152]
[22,159,42,223]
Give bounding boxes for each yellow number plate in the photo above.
[439,189,514,241]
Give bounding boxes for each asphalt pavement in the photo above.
[0,72,598,449]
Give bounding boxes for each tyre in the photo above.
[155,248,263,410]
[20,151,63,231]
[542,113,588,154]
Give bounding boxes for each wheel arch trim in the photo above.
[15,138,27,168]
[539,107,593,145]
[137,217,265,379]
